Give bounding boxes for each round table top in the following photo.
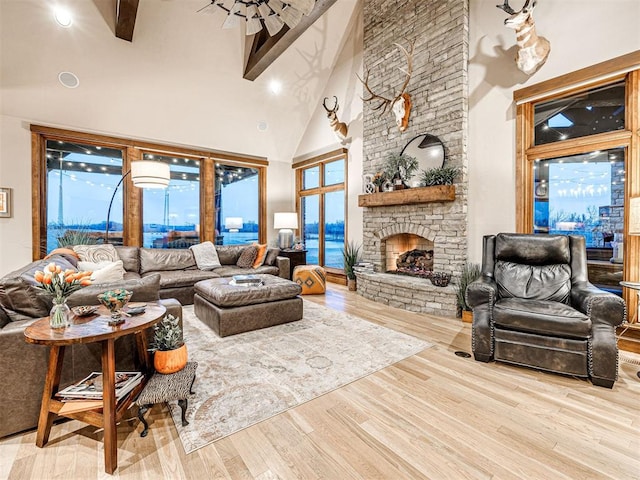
[24,303,166,346]
[620,281,640,291]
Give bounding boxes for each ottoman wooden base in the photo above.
[194,294,303,337]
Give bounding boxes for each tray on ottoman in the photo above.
[194,274,303,337]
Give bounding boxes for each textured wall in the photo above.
[359,0,469,316]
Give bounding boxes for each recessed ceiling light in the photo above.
[54,7,73,28]
[58,71,79,88]
[269,80,282,95]
[257,120,268,132]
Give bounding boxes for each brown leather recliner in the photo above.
[466,233,626,388]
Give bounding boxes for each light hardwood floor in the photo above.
[2,284,639,479]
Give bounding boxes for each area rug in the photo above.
[166,301,432,453]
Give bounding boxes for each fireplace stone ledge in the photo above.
[356,272,457,318]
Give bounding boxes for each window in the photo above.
[32,126,267,256]
[45,139,124,253]
[141,153,201,249]
[295,150,347,271]
[514,52,640,313]
[215,163,260,245]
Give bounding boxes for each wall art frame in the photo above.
[0,188,12,218]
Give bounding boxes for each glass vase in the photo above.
[49,298,71,329]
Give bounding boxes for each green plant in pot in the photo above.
[421,165,460,186]
[149,314,187,374]
[342,241,362,291]
[456,262,481,322]
[383,152,419,188]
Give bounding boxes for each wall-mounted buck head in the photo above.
[322,96,348,141]
[358,40,415,132]
[496,0,550,75]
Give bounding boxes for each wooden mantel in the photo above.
[358,185,456,207]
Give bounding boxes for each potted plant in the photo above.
[342,240,362,291]
[420,165,460,186]
[456,262,481,323]
[383,152,419,188]
[149,314,187,374]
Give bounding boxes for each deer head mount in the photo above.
[322,96,348,141]
[358,40,415,132]
[497,0,550,75]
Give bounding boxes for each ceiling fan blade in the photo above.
[221,1,242,29]
[258,3,284,36]
[245,4,263,35]
[277,5,303,28]
[287,0,315,15]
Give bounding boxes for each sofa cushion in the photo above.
[139,248,196,274]
[115,246,140,273]
[495,260,571,304]
[236,246,258,268]
[215,246,245,265]
[0,255,78,319]
[143,270,219,289]
[67,274,161,307]
[73,244,119,263]
[189,241,221,270]
[264,247,280,266]
[493,297,591,339]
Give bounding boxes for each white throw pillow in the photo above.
[189,241,221,270]
[78,260,125,284]
[73,244,119,263]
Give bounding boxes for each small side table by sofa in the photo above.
[136,361,198,437]
[23,303,166,475]
[279,249,307,279]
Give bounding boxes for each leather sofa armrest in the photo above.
[159,298,183,322]
[466,276,498,309]
[570,282,626,327]
[275,256,290,279]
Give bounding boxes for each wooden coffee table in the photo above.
[24,303,166,475]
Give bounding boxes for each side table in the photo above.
[23,303,166,475]
[280,249,307,279]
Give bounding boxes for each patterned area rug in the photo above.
[168,301,432,453]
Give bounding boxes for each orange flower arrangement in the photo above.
[34,262,92,303]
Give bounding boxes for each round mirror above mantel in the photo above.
[401,133,445,186]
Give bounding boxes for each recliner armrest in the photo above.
[571,282,626,327]
[466,276,498,309]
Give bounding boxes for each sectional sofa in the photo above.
[0,244,289,438]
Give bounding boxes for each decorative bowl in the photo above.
[72,305,98,317]
[430,272,451,287]
[97,289,133,325]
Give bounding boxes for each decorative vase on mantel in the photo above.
[49,298,71,329]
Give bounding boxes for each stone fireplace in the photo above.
[359,0,469,317]
[385,233,434,273]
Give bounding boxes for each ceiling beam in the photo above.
[243,0,338,81]
[115,0,139,42]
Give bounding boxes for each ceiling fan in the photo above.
[199,0,316,36]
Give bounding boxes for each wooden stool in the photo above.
[136,362,198,437]
[292,265,326,294]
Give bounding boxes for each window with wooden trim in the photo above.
[31,125,267,257]
[514,51,640,323]
[294,150,347,271]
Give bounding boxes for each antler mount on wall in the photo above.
[358,40,415,132]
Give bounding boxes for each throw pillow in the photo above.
[73,244,119,263]
[236,246,258,268]
[264,247,280,266]
[189,241,221,270]
[44,248,79,261]
[78,260,125,284]
[252,243,269,268]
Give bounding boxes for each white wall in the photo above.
[468,0,640,262]
[294,1,364,245]
[0,0,360,275]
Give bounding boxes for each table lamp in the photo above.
[224,217,243,232]
[274,212,298,249]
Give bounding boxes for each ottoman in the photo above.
[194,274,303,337]
[293,265,326,295]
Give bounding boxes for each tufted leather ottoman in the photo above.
[193,274,303,337]
[292,265,326,295]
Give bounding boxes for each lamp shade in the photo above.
[629,196,640,235]
[131,160,170,189]
[274,212,298,230]
[224,217,243,231]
